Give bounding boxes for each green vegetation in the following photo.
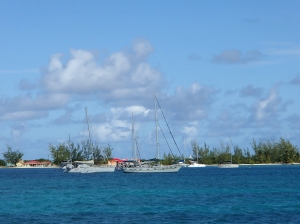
[2,145,24,166]
[49,140,113,165]
[0,159,6,166]
[154,137,299,165]
[181,137,299,165]
[161,153,182,165]
[48,137,299,165]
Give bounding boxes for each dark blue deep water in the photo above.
[1,165,300,223]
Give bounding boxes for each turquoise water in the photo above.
[1,165,300,223]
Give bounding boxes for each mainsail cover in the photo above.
[73,160,94,164]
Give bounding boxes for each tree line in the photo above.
[49,140,113,165]
[162,137,300,165]
[0,141,113,166]
[1,137,299,166]
[0,145,24,166]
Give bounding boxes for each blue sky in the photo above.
[1,1,300,160]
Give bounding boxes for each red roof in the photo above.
[24,160,51,165]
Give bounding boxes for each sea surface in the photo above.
[1,165,300,223]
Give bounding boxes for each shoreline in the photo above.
[1,163,300,169]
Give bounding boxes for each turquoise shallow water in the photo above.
[1,165,300,223]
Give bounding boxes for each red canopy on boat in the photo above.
[111,158,124,162]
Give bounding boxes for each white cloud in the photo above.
[182,121,199,138]
[88,119,132,142]
[255,89,277,120]
[81,105,151,144]
[44,49,128,93]
[43,40,161,99]
[48,53,64,71]
[0,93,69,121]
[190,83,201,93]
[131,63,161,86]
[132,39,154,58]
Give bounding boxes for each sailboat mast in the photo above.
[85,107,93,162]
[68,134,72,163]
[132,113,136,161]
[155,96,159,160]
[183,138,185,161]
[230,137,233,164]
[196,140,198,163]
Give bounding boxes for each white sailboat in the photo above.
[178,160,189,167]
[188,141,206,168]
[123,96,182,173]
[64,107,115,173]
[64,160,115,173]
[188,161,206,168]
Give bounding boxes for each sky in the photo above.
[1,0,300,160]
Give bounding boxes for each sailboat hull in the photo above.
[123,165,181,173]
[218,164,239,168]
[64,164,116,173]
[188,163,206,168]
